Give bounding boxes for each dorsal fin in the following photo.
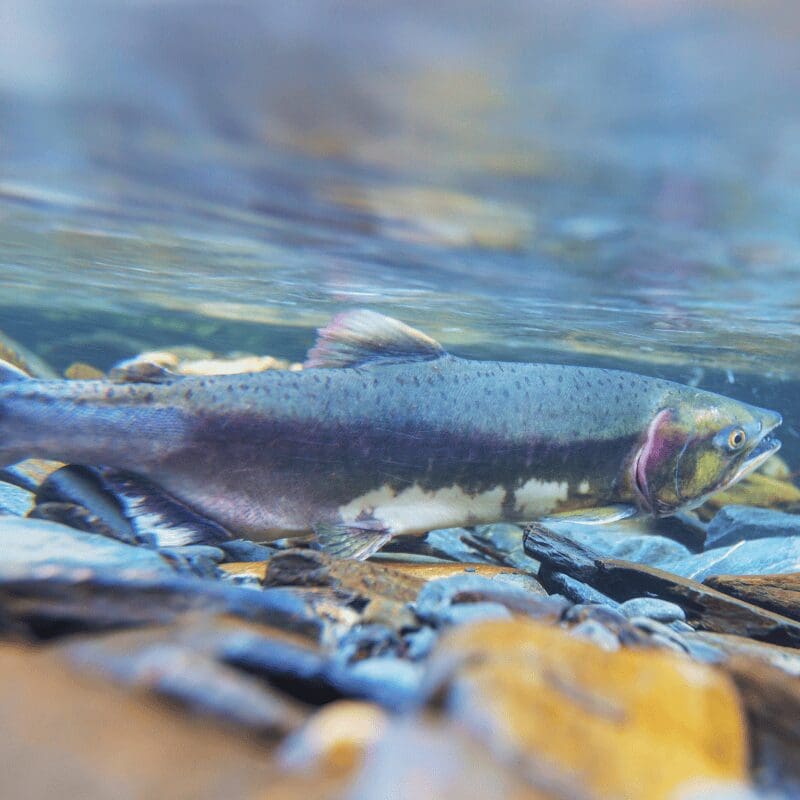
[305,310,445,369]
[0,357,32,383]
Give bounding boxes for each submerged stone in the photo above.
[0,480,33,516]
[65,630,307,735]
[0,516,175,580]
[706,506,800,549]
[665,537,800,582]
[620,597,686,624]
[429,618,747,800]
[704,573,800,622]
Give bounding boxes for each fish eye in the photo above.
[727,428,747,450]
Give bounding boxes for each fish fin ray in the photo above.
[0,357,32,383]
[541,503,639,526]
[97,468,233,546]
[314,520,393,560]
[305,310,445,369]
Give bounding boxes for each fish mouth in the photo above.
[724,433,782,489]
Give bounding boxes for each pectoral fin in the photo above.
[541,504,638,526]
[314,519,393,560]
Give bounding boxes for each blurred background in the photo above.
[0,0,798,429]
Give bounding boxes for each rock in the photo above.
[413,573,569,627]
[344,716,546,800]
[524,523,800,647]
[0,458,63,493]
[721,655,800,794]
[698,473,800,521]
[703,573,800,622]
[686,631,800,676]
[0,569,326,639]
[569,618,620,651]
[0,516,175,580]
[666,537,800,581]
[278,700,388,774]
[219,539,276,562]
[219,561,268,582]
[544,571,621,607]
[620,597,686,623]
[64,628,308,735]
[0,479,33,516]
[0,644,279,800]
[64,362,105,379]
[264,549,425,604]
[548,519,692,567]
[429,618,747,800]
[705,506,800,549]
[379,561,547,595]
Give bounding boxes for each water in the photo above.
[0,0,798,458]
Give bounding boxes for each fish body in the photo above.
[0,312,783,558]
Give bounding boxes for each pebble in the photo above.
[569,618,620,651]
[620,597,686,624]
[219,539,276,562]
[545,571,621,608]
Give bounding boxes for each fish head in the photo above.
[632,393,782,516]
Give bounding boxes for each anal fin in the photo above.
[314,519,392,560]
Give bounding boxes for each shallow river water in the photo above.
[0,0,798,458]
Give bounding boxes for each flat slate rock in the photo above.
[664,537,800,581]
[523,523,800,648]
[704,573,800,622]
[0,516,176,579]
[706,506,800,549]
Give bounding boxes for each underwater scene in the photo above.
[1,1,800,798]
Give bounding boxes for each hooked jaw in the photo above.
[630,406,783,517]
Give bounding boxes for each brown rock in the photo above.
[704,573,800,622]
[269,714,543,800]
[278,700,389,775]
[722,655,800,789]
[0,644,280,800]
[64,362,105,379]
[524,524,800,647]
[431,618,748,800]
[383,561,546,594]
[264,549,425,603]
[220,561,269,581]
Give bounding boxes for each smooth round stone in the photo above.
[570,619,620,652]
[620,598,686,624]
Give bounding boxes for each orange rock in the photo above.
[434,618,748,800]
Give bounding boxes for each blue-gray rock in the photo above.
[219,539,276,562]
[65,634,306,734]
[556,522,691,568]
[706,506,800,549]
[0,516,176,579]
[544,572,621,608]
[414,573,568,628]
[404,627,438,660]
[569,618,620,651]
[0,481,33,517]
[664,537,800,582]
[620,597,686,623]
